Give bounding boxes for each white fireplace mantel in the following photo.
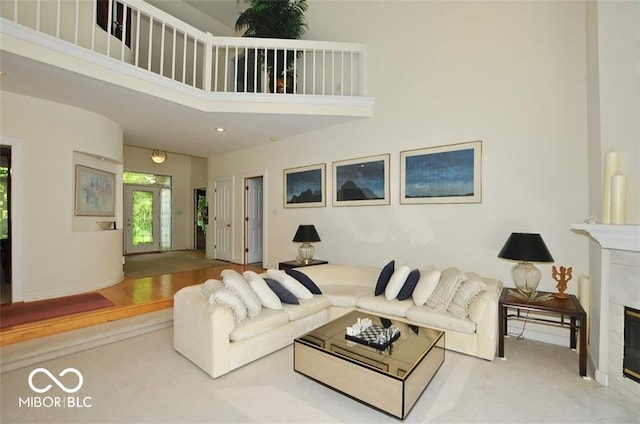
[571,224,640,252]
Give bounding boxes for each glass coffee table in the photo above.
[294,310,445,419]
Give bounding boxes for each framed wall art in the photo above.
[283,163,326,208]
[333,154,390,206]
[400,140,482,204]
[75,165,116,216]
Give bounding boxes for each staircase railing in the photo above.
[0,0,366,96]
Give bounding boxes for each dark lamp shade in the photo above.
[498,232,554,263]
[293,225,321,243]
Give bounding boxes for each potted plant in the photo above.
[235,0,308,93]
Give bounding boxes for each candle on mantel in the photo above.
[611,174,627,224]
[602,151,619,224]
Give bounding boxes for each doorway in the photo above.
[244,177,264,265]
[0,146,11,305]
[194,188,207,252]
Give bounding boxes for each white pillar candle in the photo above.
[611,174,627,224]
[602,151,618,224]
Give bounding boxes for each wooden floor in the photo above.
[0,260,264,346]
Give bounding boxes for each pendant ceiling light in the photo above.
[151,149,167,164]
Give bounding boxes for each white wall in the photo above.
[0,91,124,301]
[585,0,640,384]
[208,1,590,299]
[123,145,207,250]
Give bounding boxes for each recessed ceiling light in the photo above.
[215,127,225,133]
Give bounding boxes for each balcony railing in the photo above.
[0,0,366,97]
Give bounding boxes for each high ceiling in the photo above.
[0,0,368,159]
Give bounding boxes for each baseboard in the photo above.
[0,309,173,373]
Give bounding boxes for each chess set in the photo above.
[345,324,401,351]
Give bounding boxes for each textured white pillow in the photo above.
[447,278,487,318]
[208,287,247,322]
[266,269,313,299]
[384,265,412,300]
[412,266,441,305]
[425,267,467,310]
[202,279,224,299]
[243,271,283,310]
[222,269,262,318]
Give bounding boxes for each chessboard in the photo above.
[345,325,401,350]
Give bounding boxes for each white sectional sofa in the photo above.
[173,263,503,379]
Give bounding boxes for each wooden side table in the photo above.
[278,259,328,271]
[498,288,587,377]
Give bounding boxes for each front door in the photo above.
[124,185,161,254]
[214,179,232,261]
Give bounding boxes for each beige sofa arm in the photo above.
[471,279,503,360]
[173,285,235,378]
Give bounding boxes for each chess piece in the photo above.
[552,266,573,299]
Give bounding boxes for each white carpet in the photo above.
[1,324,640,424]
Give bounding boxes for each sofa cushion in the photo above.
[425,267,467,310]
[229,309,290,342]
[412,266,441,305]
[397,269,420,300]
[267,269,313,299]
[243,271,283,310]
[264,278,299,305]
[356,293,414,317]
[406,305,477,334]
[319,284,372,307]
[385,265,412,300]
[285,268,322,294]
[374,260,395,296]
[447,278,487,318]
[296,264,380,289]
[208,287,248,322]
[222,269,262,318]
[281,296,331,321]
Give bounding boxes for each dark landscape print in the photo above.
[336,159,385,201]
[286,168,323,204]
[405,148,474,198]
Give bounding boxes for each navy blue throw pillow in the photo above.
[285,268,322,294]
[264,278,299,304]
[374,260,395,296]
[397,269,420,300]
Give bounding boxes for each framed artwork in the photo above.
[283,163,326,208]
[333,154,390,206]
[75,165,116,216]
[400,140,482,204]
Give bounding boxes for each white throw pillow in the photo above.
[202,279,224,299]
[384,265,412,300]
[447,278,487,318]
[266,269,313,299]
[222,269,262,318]
[425,267,467,310]
[208,287,248,322]
[243,271,283,310]
[412,266,441,305]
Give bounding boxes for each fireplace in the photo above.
[624,307,640,384]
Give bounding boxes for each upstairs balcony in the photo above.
[0,0,374,155]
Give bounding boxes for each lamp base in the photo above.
[508,289,554,302]
[297,242,315,265]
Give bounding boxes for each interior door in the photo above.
[214,179,232,261]
[124,185,160,254]
[245,177,263,264]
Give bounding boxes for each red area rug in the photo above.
[0,292,115,329]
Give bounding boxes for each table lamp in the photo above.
[293,225,321,264]
[498,232,554,298]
